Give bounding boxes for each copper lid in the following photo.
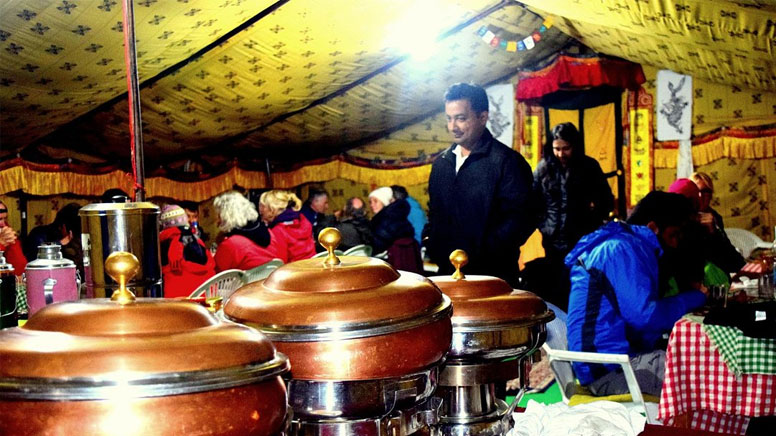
[0,252,287,400]
[430,250,552,328]
[225,228,451,341]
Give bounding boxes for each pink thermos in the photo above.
[25,244,80,316]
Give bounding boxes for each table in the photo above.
[658,315,776,434]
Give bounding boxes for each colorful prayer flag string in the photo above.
[477,16,553,52]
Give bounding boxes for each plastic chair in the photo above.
[189,269,246,300]
[542,305,658,424]
[342,244,372,257]
[725,227,772,259]
[243,259,283,283]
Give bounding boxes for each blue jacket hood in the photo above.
[564,221,662,269]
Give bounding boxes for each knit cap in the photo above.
[160,204,189,229]
[368,187,394,207]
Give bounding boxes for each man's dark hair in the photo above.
[178,200,199,212]
[53,203,82,234]
[390,185,408,201]
[444,83,489,114]
[100,188,129,203]
[626,191,694,231]
[306,188,328,203]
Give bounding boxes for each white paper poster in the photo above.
[656,70,692,141]
[486,83,515,147]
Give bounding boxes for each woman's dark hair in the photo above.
[342,197,366,219]
[544,122,582,162]
[552,122,581,148]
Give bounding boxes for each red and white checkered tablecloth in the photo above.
[658,316,776,434]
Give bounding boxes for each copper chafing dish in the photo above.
[428,250,554,436]
[0,252,289,436]
[224,228,453,436]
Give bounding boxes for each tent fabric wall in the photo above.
[656,157,776,242]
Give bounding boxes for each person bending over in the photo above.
[565,191,707,397]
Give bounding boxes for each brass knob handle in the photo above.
[105,251,139,304]
[449,249,468,280]
[318,227,341,266]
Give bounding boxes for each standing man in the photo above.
[427,83,535,286]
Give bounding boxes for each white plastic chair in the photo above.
[542,305,657,424]
[725,227,772,258]
[342,244,372,257]
[243,259,283,283]
[189,269,246,300]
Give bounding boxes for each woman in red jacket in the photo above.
[258,190,316,263]
[213,191,277,271]
[159,204,215,298]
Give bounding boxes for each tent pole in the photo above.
[121,0,145,201]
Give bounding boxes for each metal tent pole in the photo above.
[121,0,145,201]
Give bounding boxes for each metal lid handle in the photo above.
[318,227,342,267]
[449,249,468,280]
[105,251,139,304]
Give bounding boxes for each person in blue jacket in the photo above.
[565,191,707,397]
[391,185,427,245]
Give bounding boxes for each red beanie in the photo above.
[668,178,700,210]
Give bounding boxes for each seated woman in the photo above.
[368,187,422,273]
[334,196,372,251]
[690,172,747,274]
[213,191,274,271]
[159,204,215,298]
[258,190,316,262]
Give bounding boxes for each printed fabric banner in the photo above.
[486,83,515,147]
[522,114,540,170]
[656,70,692,141]
[629,108,652,207]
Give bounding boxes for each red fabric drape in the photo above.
[517,54,645,100]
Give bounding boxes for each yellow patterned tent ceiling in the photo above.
[0,0,571,173]
[0,0,773,177]
[519,0,775,91]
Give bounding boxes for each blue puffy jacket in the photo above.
[564,221,706,385]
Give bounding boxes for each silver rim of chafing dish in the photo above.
[0,353,289,401]
[449,323,548,360]
[287,366,440,420]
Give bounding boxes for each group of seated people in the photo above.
[157,185,428,298]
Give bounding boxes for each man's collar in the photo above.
[451,128,493,157]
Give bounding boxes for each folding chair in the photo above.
[542,303,658,424]
[188,269,246,301]
[243,259,283,283]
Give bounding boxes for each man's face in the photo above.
[694,179,712,212]
[184,208,198,224]
[658,225,682,250]
[552,139,573,167]
[311,195,329,214]
[445,99,488,150]
[0,202,8,228]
